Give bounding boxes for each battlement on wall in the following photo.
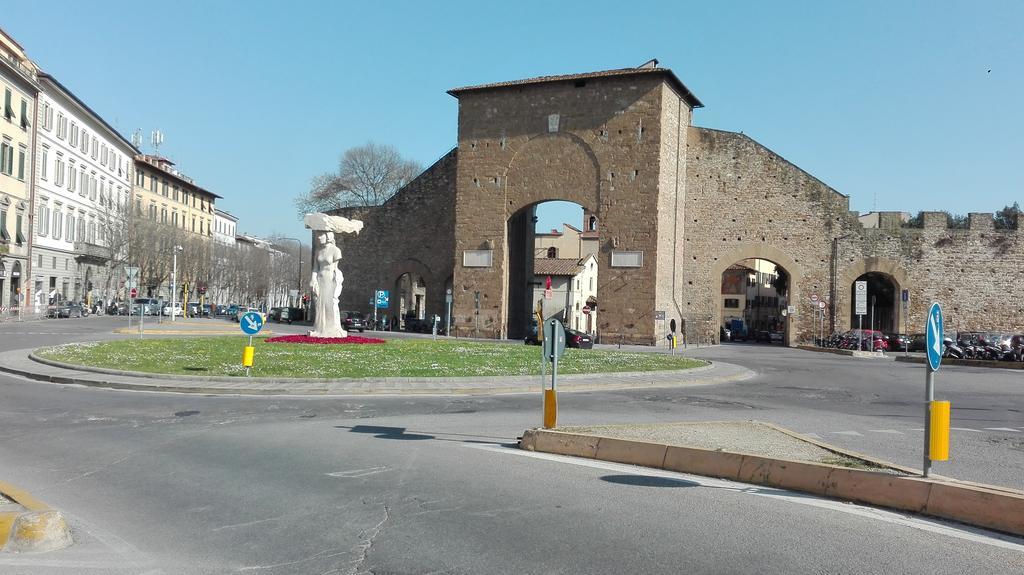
[852,210,1020,233]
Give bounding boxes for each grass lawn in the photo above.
[35,337,707,379]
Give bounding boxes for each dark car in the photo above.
[216,304,228,316]
[281,307,305,324]
[268,307,284,322]
[885,333,912,352]
[57,302,84,318]
[340,310,365,332]
[908,333,927,352]
[226,304,240,317]
[564,326,594,349]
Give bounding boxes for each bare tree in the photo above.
[294,142,421,214]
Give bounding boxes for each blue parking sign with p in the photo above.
[375,290,389,309]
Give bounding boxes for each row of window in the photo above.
[0,208,27,244]
[35,200,98,244]
[139,198,212,236]
[3,87,30,131]
[40,146,125,209]
[135,169,214,213]
[215,219,234,236]
[40,101,126,179]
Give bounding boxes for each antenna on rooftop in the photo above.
[151,130,164,155]
[131,129,143,150]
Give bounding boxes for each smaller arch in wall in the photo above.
[709,244,805,347]
[837,257,910,333]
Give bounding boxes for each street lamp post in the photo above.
[171,245,183,322]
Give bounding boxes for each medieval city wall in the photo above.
[328,149,457,320]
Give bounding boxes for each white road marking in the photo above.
[831,430,864,436]
[326,466,388,478]
[984,428,1021,433]
[951,427,984,433]
[466,444,1024,553]
[867,429,905,434]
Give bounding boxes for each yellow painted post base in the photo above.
[242,346,255,368]
[929,400,950,461]
[543,389,557,429]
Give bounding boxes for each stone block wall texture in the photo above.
[326,149,457,321]
[328,68,1023,344]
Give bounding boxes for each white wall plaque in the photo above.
[610,251,643,268]
[463,250,493,268]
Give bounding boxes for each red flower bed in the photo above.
[264,334,386,345]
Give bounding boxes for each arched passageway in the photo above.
[505,200,597,340]
[849,272,899,334]
[720,258,791,344]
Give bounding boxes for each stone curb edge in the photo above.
[519,428,1024,537]
[0,481,72,553]
[894,355,1024,370]
[2,353,749,396]
[796,345,887,359]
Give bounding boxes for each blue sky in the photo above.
[5,1,1021,240]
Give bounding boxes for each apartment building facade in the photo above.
[32,73,136,310]
[0,30,38,313]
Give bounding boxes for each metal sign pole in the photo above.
[924,366,934,477]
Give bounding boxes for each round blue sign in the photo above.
[925,302,943,372]
[240,311,264,335]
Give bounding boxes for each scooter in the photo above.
[942,337,964,359]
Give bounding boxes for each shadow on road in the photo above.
[601,474,699,488]
[335,424,518,447]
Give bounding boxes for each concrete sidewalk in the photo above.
[0,347,755,396]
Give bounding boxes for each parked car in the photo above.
[57,302,84,318]
[885,333,912,352]
[133,298,161,316]
[226,304,240,318]
[340,310,366,332]
[185,301,201,316]
[202,304,213,317]
[720,326,732,342]
[564,326,594,349]
[235,307,265,322]
[845,329,889,351]
[281,307,305,324]
[107,302,128,316]
[162,303,184,317]
[215,304,228,316]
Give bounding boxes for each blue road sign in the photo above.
[926,302,943,371]
[375,290,389,309]
[240,311,264,335]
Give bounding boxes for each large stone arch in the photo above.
[504,133,601,217]
[710,243,805,346]
[837,257,909,333]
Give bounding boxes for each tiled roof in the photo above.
[534,258,584,277]
[448,66,702,108]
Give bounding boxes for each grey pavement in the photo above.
[1,317,1023,573]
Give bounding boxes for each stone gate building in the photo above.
[327,62,1022,345]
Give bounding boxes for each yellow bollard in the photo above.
[543,389,557,429]
[929,400,950,461]
[242,345,255,368]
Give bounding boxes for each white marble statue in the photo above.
[304,213,364,338]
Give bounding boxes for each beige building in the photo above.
[133,155,219,239]
[532,254,598,335]
[534,222,599,261]
[0,29,39,313]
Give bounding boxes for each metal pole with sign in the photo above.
[855,280,867,350]
[542,318,565,429]
[240,310,264,377]
[923,302,949,477]
[445,288,452,337]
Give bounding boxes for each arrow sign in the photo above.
[240,311,264,335]
[925,302,943,372]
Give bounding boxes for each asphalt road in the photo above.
[0,316,1022,574]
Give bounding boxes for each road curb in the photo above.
[894,355,1024,370]
[0,481,72,553]
[0,349,753,396]
[519,428,1024,537]
[796,345,887,359]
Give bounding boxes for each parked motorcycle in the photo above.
[942,337,964,359]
